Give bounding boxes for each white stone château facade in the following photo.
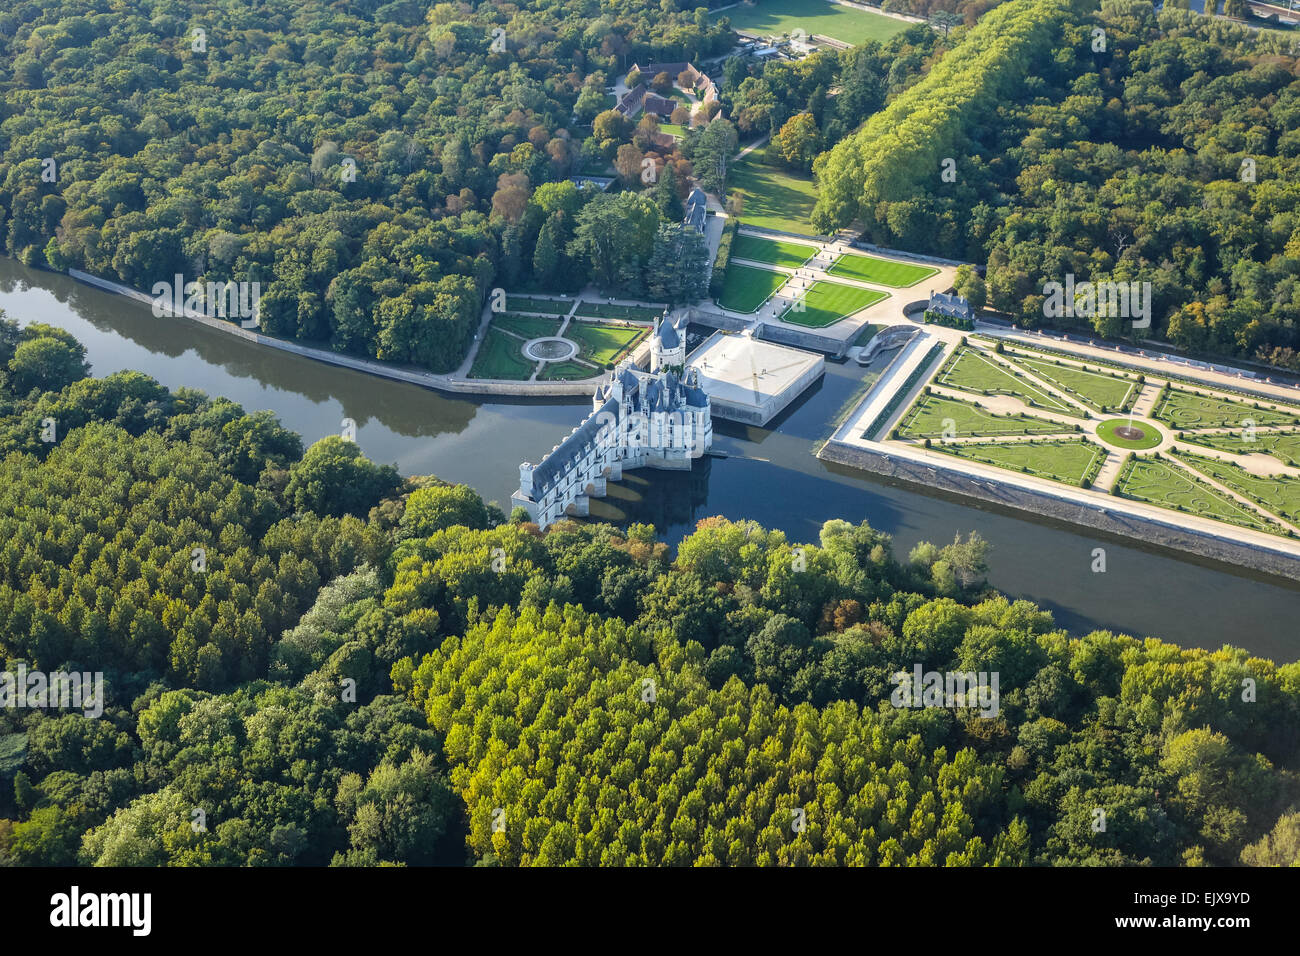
[512,317,711,528]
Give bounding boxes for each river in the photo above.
[1,258,1295,661]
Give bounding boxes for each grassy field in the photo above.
[716,0,910,45]
[728,143,818,236]
[661,123,688,138]
[539,360,599,381]
[566,321,647,366]
[897,394,1071,439]
[505,295,571,315]
[490,313,563,339]
[938,439,1106,487]
[780,280,887,328]
[853,323,886,348]
[826,252,938,288]
[732,233,818,268]
[1181,429,1300,466]
[1175,451,1300,524]
[1153,387,1300,428]
[468,328,536,380]
[574,302,663,323]
[1117,457,1279,534]
[717,263,788,312]
[1010,355,1139,412]
[1096,418,1163,450]
[938,347,1076,413]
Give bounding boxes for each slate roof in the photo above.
[684,187,707,233]
[656,318,681,351]
[929,291,973,319]
[532,395,618,493]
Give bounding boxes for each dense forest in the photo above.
[815,0,1300,368]
[0,0,739,370]
[1,315,1298,866]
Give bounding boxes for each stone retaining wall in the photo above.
[818,440,1300,582]
[67,269,600,398]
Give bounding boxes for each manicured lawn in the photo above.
[1096,418,1163,450]
[853,323,885,348]
[1117,456,1279,534]
[717,263,788,312]
[1010,354,1140,412]
[491,313,563,339]
[574,302,664,323]
[897,394,1072,439]
[732,233,818,268]
[566,321,647,366]
[505,295,571,315]
[1181,429,1300,467]
[1153,387,1300,429]
[1175,450,1300,524]
[715,0,910,46]
[937,439,1106,487]
[779,280,887,328]
[539,360,599,381]
[728,144,819,236]
[661,123,688,138]
[937,347,1076,413]
[468,328,536,380]
[826,252,938,288]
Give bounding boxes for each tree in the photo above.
[615,143,645,188]
[593,110,630,152]
[569,191,661,290]
[777,113,821,171]
[8,335,89,394]
[953,264,987,310]
[401,484,490,538]
[646,223,711,305]
[653,163,685,221]
[286,436,402,518]
[690,118,738,195]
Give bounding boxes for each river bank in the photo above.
[3,256,1297,660]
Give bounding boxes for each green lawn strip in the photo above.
[717,263,788,312]
[896,394,1077,439]
[1172,450,1300,525]
[853,323,886,348]
[779,280,887,328]
[985,336,1300,415]
[826,252,938,288]
[933,438,1106,487]
[1116,456,1280,534]
[539,360,599,381]
[1010,355,1139,412]
[727,144,819,236]
[505,295,571,315]
[566,321,647,367]
[936,347,1077,414]
[731,233,818,268]
[713,0,910,45]
[491,313,563,339]
[1153,387,1300,429]
[468,328,537,380]
[574,302,664,323]
[863,343,945,439]
[1178,429,1300,468]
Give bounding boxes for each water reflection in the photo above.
[1,259,1297,659]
